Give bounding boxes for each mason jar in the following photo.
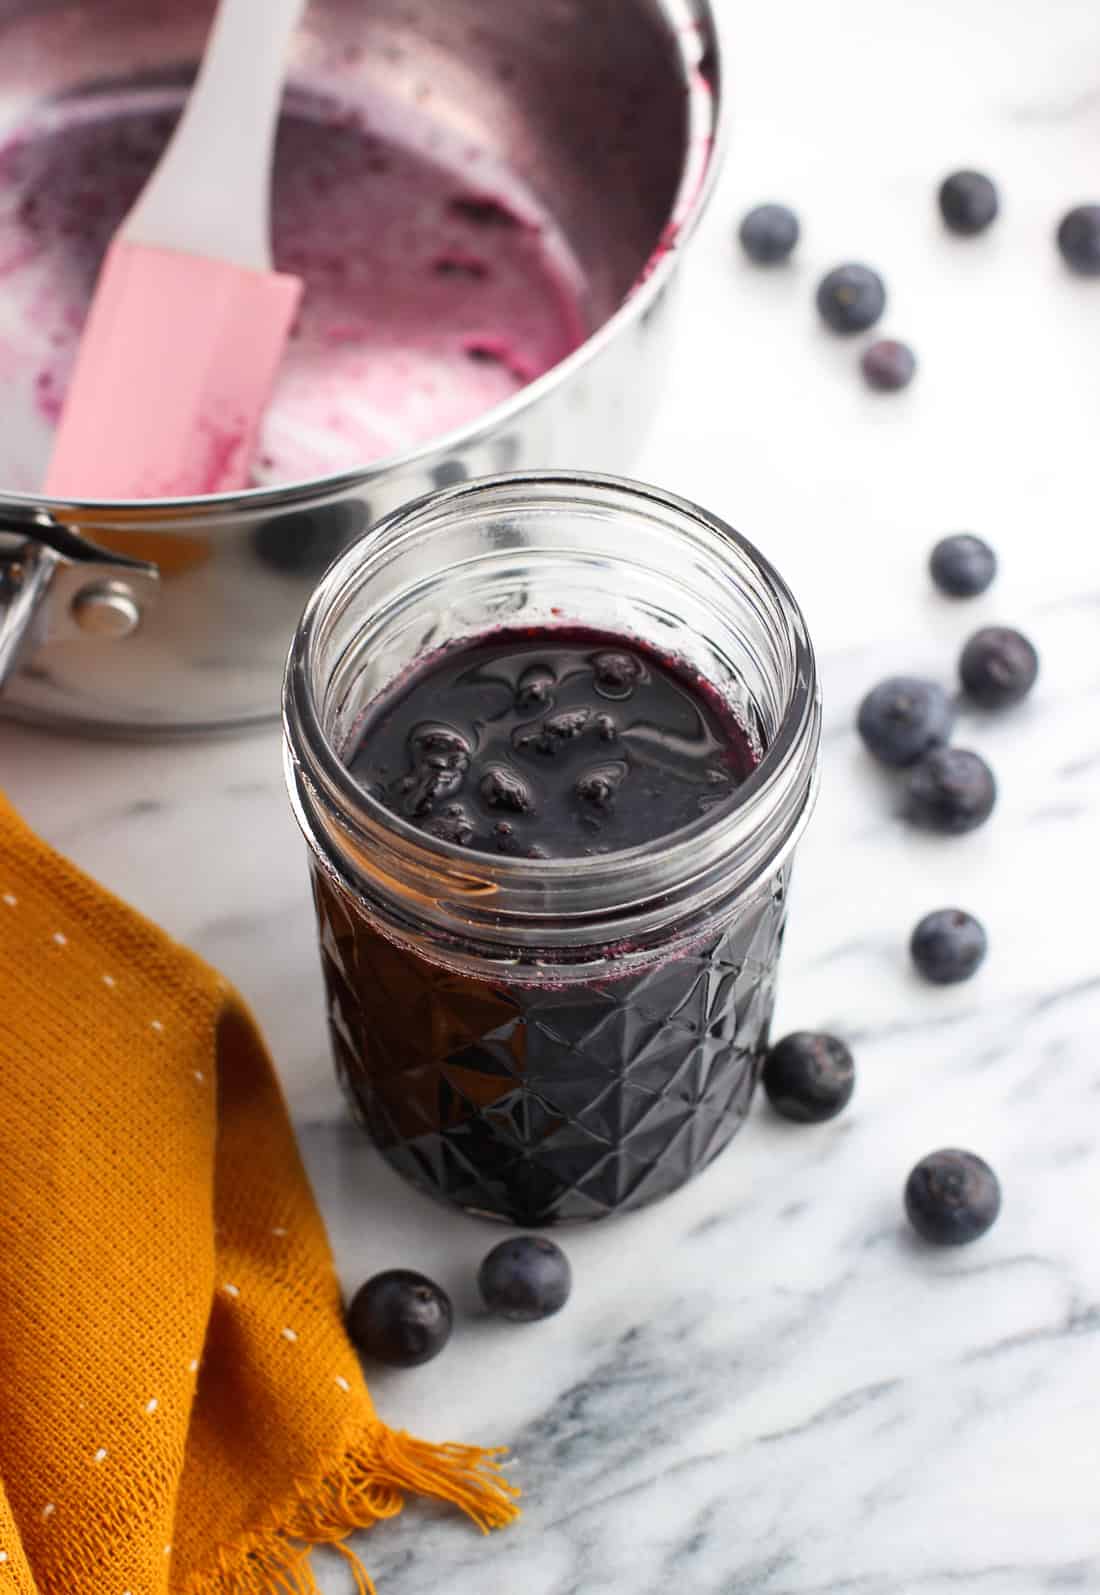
[283,472,820,1225]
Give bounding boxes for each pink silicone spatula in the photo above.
[45,0,306,500]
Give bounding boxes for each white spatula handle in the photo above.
[123,0,308,270]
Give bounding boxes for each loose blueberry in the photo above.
[905,1149,1001,1245]
[480,765,534,813]
[1056,205,1100,276]
[816,264,887,334]
[929,534,997,598]
[347,1269,454,1367]
[905,747,997,834]
[861,339,916,392]
[958,626,1039,709]
[478,1235,572,1322]
[738,202,800,265]
[857,677,956,768]
[762,1032,855,1124]
[910,908,988,984]
[938,170,999,235]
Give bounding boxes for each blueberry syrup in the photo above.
[348,628,761,860]
[314,627,783,1227]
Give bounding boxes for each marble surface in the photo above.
[3,0,1100,1588]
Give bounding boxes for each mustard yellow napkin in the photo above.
[0,794,517,1594]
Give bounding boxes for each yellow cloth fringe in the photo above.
[184,1426,519,1595]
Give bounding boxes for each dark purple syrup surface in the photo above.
[348,628,761,860]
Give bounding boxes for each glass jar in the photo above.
[283,472,820,1225]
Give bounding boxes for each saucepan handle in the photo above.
[0,541,58,685]
[0,512,159,690]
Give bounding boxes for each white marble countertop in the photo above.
[3,0,1100,1589]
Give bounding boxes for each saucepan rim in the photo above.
[0,0,725,520]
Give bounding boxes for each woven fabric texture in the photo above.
[0,794,517,1595]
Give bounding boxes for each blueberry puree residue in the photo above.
[348,628,762,860]
[0,81,589,490]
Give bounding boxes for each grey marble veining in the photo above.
[2,0,1100,1589]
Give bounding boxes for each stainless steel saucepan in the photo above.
[0,0,723,734]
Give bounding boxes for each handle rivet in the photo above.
[71,582,142,639]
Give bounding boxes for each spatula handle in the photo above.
[123,0,308,271]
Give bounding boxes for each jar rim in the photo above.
[283,471,820,955]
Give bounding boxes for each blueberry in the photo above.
[592,651,643,699]
[929,534,997,598]
[857,677,956,768]
[515,666,555,711]
[910,908,988,984]
[738,203,800,265]
[347,1269,453,1366]
[401,764,467,816]
[424,806,475,846]
[478,1236,572,1322]
[404,727,470,810]
[905,747,996,834]
[958,626,1039,708]
[540,709,592,741]
[516,708,593,755]
[938,170,999,235]
[762,1032,855,1124]
[1056,205,1100,275]
[861,339,916,392]
[575,762,627,810]
[904,1149,1001,1245]
[411,725,470,767]
[816,264,886,334]
[480,765,534,813]
[401,729,471,815]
